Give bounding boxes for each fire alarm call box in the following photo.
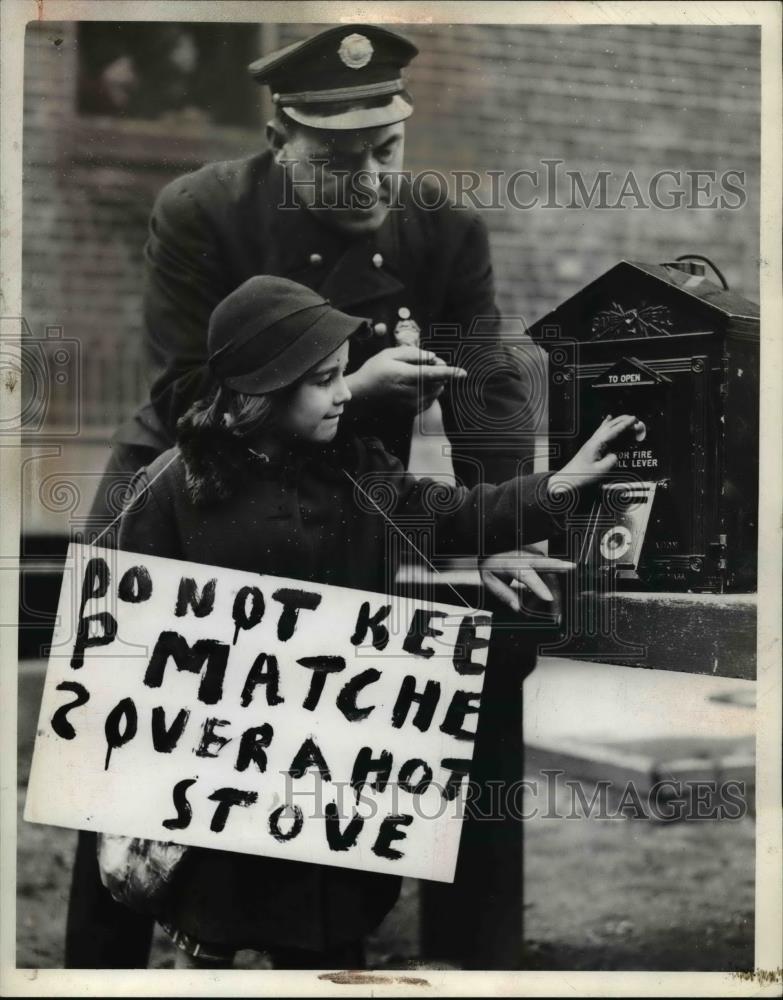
[530,259,759,593]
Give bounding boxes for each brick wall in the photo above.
[22,20,760,434]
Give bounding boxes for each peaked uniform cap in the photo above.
[248,24,418,130]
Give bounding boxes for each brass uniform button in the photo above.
[373,322,388,336]
[397,306,411,319]
[309,253,323,266]
[372,253,383,268]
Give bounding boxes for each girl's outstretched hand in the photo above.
[547,414,646,498]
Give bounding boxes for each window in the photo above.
[77,22,261,127]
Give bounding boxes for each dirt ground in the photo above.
[15,665,754,971]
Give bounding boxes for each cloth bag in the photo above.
[97,834,188,914]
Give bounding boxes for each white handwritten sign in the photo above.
[24,544,492,882]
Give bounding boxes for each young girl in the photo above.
[114,274,641,969]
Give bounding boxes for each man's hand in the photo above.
[547,414,646,498]
[346,346,467,413]
[479,550,576,613]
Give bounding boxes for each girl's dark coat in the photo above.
[117,424,553,952]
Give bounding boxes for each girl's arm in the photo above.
[357,445,553,554]
[359,414,643,555]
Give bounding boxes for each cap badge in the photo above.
[338,33,374,70]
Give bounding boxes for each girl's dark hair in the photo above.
[177,384,275,441]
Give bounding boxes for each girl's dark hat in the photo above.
[248,24,418,130]
[207,276,369,395]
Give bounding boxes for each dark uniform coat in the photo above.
[117,424,554,952]
[118,150,530,487]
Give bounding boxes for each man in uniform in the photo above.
[125,24,532,492]
[66,23,553,969]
